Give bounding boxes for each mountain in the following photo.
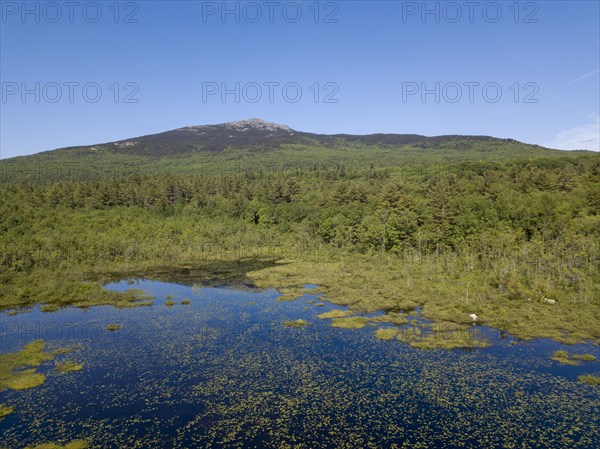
[34,118,525,156]
[104,119,307,156]
[0,119,590,182]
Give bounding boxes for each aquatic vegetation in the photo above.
[406,331,490,350]
[321,310,408,330]
[166,295,174,300]
[2,370,46,390]
[1,280,599,448]
[24,441,88,449]
[247,252,600,345]
[0,269,156,311]
[371,312,408,326]
[52,348,72,356]
[54,361,83,373]
[394,324,490,350]
[550,350,594,365]
[106,324,121,331]
[375,327,401,340]
[95,288,154,309]
[571,353,596,361]
[181,298,191,305]
[40,304,61,313]
[165,299,176,307]
[275,287,305,301]
[0,403,14,418]
[317,309,353,319]
[0,340,53,391]
[283,319,310,328]
[552,350,569,359]
[429,321,469,332]
[578,375,600,386]
[331,316,370,329]
[303,288,323,295]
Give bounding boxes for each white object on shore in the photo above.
[469,313,478,321]
[543,298,556,305]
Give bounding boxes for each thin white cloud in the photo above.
[549,116,600,151]
[569,69,600,85]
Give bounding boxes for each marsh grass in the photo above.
[317,310,353,319]
[247,255,600,345]
[371,312,409,326]
[303,287,323,295]
[391,323,490,349]
[0,340,53,391]
[320,308,483,348]
[578,375,600,386]
[54,361,83,373]
[40,304,60,313]
[551,350,597,365]
[3,370,46,390]
[1,268,156,312]
[275,287,305,301]
[181,298,191,305]
[165,299,176,307]
[404,330,490,350]
[375,328,401,340]
[0,403,14,418]
[571,354,596,361]
[331,316,370,329]
[52,348,72,356]
[283,319,310,328]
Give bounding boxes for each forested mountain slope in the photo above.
[1,119,587,183]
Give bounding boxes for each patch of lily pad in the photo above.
[283,319,311,328]
[24,441,89,449]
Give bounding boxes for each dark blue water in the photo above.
[0,280,598,448]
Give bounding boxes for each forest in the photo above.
[1,154,599,343]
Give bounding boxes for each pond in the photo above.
[0,280,599,448]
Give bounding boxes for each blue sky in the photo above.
[1,0,599,158]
